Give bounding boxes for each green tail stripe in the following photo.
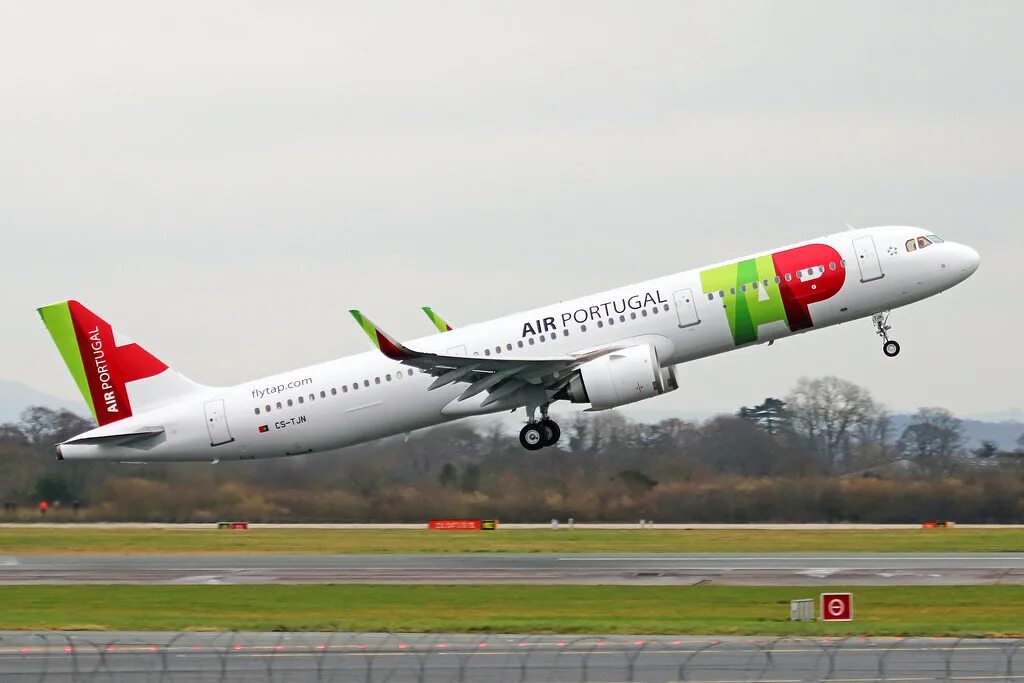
[37,302,97,420]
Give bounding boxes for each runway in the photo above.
[2,552,1022,585]
[2,632,1022,682]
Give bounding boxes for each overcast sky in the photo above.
[2,1,1021,420]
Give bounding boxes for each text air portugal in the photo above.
[67,301,168,426]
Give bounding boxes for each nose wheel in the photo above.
[873,312,900,357]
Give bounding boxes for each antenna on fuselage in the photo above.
[846,222,856,231]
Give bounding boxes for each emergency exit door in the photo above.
[852,236,884,283]
[673,288,701,328]
[204,399,234,447]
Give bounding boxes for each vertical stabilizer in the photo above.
[37,300,206,425]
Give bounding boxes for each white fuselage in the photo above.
[59,225,979,461]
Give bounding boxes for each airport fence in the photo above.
[1,631,1023,682]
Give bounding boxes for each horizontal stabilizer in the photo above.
[62,427,165,447]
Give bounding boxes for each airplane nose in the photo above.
[959,244,981,276]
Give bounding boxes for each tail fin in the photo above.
[37,300,206,425]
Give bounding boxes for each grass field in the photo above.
[2,584,1022,635]
[0,527,1022,554]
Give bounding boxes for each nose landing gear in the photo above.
[873,312,901,357]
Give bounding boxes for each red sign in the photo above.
[429,519,482,530]
[428,519,498,530]
[820,592,852,621]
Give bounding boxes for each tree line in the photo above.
[1,376,1022,522]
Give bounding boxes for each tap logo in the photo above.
[700,243,846,346]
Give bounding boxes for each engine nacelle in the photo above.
[556,343,677,410]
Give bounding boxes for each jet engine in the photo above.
[555,343,677,410]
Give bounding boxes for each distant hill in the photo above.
[0,380,86,423]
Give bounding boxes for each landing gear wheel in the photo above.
[519,423,545,451]
[883,340,901,357]
[538,418,561,447]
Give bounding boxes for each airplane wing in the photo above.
[350,310,623,408]
[422,306,454,332]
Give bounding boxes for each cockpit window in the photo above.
[926,234,944,243]
[905,239,917,252]
[917,236,932,249]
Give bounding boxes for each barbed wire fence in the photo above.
[1,631,1022,682]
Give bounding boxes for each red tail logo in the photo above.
[68,301,168,425]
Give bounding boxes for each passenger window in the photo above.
[287,399,293,407]
[729,287,736,294]
[719,290,725,297]
[630,312,637,319]
[363,380,370,387]
[320,391,326,399]
[906,239,917,252]
[652,306,659,314]
[707,293,714,301]
[829,262,836,270]
[763,279,769,287]
[297,396,304,404]
[496,346,502,353]
[581,324,587,332]
[641,310,648,317]
[619,314,625,322]
[751,281,758,289]
[917,236,931,248]
[562,329,569,337]
[506,343,513,351]
[607,318,614,326]
[352,383,358,390]
[774,276,781,284]
[517,340,524,348]
[374,377,381,384]
[331,388,337,395]
[528,337,535,344]
[663,304,669,311]
[254,408,260,415]
[408,369,414,376]
[309,393,315,401]
[276,402,282,409]
[841,259,846,267]
[597,320,604,327]
[741,284,747,292]
[386,374,391,381]
[265,405,271,413]
[539,334,545,342]
[785,273,792,282]
[342,385,348,393]
[484,349,490,356]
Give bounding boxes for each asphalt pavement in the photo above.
[1,552,1022,585]
[2,632,1022,682]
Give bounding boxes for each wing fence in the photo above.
[1,631,1022,682]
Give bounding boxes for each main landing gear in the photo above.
[519,406,561,451]
[873,312,901,357]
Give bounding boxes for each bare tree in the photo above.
[898,407,964,475]
[786,377,880,472]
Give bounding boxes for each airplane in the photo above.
[38,225,979,460]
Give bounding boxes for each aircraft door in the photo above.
[852,236,884,283]
[673,288,701,328]
[204,399,234,447]
[447,345,467,356]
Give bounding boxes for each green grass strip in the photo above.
[2,528,1022,554]
[2,585,1022,636]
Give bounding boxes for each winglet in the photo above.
[349,310,418,361]
[422,306,453,332]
